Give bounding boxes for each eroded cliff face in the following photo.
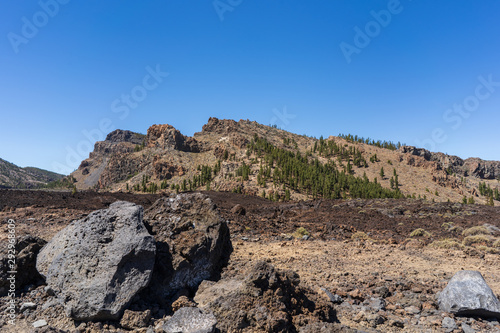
[399,146,500,179]
[71,118,258,190]
[146,124,201,152]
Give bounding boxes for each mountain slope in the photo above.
[70,118,500,206]
[0,158,65,189]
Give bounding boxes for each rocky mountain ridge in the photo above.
[71,118,500,206]
[399,146,500,180]
[0,158,64,189]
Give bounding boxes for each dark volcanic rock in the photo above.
[230,204,246,216]
[194,261,337,333]
[105,129,145,144]
[36,201,156,321]
[0,235,47,296]
[141,193,232,306]
[438,270,500,319]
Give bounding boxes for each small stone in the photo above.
[348,289,363,300]
[353,311,366,323]
[405,305,421,314]
[120,309,151,330]
[319,287,343,304]
[20,302,37,311]
[44,286,55,296]
[442,317,457,331]
[368,297,386,311]
[230,204,246,215]
[374,286,390,298]
[32,319,48,328]
[171,296,196,312]
[461,322,476,333]
[162,307,217,333]
[389,319,404,328]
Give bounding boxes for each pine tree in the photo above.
[380,167,385,179]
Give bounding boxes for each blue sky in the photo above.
[1,1,499,174]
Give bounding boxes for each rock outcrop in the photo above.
[141,193,232,306]
[194,261,337,332]
[0,235,47,296]
[105,129,145,144]
[200,117,240,135]
[36,201,156,321]
[90,129,145,157]
[400,145,500,179]
[438,270,500,319]
[147,124,201,152]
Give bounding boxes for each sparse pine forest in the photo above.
[338,133,404,151]
[246,135,403,200]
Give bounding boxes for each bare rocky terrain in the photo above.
[1,189,499,332]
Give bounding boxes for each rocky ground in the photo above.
[0,189,499,332]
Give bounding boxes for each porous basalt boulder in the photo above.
[36,201,156,321]
[141,193,232,306]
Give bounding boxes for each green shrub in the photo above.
[462,226,491,237]
[351,231,369,240]
[410,228,431,238]
[463,235,492,247]
[293,227,310,238]
[492,238,500,248]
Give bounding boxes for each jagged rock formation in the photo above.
[400,146,500,179]
[147,124,201,152]
[194,261,337,332]
[141,192,232,306]
[36,201,156,321]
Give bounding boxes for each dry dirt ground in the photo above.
[1,189,499,332]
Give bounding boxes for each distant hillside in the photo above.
[71,118,500,206]
[0,158,65,189]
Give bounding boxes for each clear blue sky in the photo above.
[1,1,499,174]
